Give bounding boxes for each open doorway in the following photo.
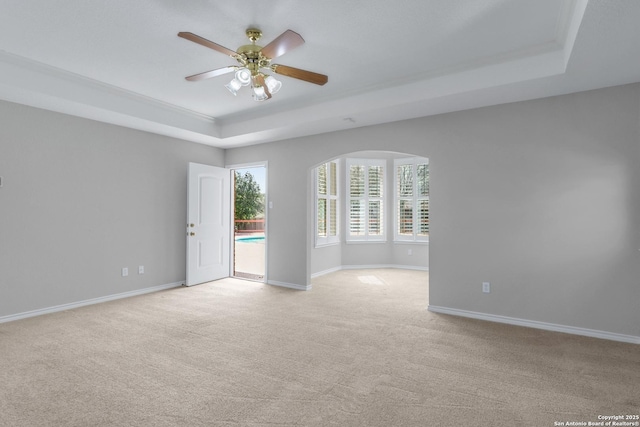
[309,151,429,280]
[232,165,266,281]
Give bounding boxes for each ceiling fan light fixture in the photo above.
[264,75,282,94]
[225,78,242,95]
[235,68,252,86]
[252,85,269,101]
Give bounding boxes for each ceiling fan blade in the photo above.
[271,64,328,86]
[260,30,304,59]
[185,66,237,81]
[254,74,272,99]
[178,32,237,57]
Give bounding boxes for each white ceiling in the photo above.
[1,0,639,148]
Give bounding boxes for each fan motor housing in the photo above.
[237,44,262,58]
[236,44,271,74]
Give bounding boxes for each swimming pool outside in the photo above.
[235,235,265,243]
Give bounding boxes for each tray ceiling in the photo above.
[1,0,640,148]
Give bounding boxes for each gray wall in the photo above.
[2,83,638,338]
[0,100,224,317]
[226,83,640,337]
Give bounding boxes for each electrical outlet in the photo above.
[138,265,144,274]
[122,267,128,277]
[482,282,491,293]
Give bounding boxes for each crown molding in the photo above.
[0,51,222,144]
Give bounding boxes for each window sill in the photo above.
[345,240,388,244]
[393,240,429,245]
[314,241,341,249]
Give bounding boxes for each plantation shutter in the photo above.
[417,163,429,237]
[394,158,429,241]
[317,163,327,237]
[329,162,337,237]
[347,159,385,241]
[349,164,365,236]
[397,164,413,237]
[316,161,339,246]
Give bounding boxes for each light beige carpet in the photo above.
[0,269,638,426]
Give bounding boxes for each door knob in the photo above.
[190,232,196,236]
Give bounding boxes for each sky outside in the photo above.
[234,166,266,193]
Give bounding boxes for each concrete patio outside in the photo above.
[233,233,265,280]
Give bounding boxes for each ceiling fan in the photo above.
[178,28,328,101]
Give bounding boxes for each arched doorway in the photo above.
[309,150,429,280]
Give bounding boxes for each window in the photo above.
[346,158,385,242]
[315,160,339,246]
[395,157,429,242]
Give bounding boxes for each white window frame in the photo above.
[394,157,429,243]
[315,160,340,247]
[346,158,386,243]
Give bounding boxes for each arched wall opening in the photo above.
[308,150,429,283]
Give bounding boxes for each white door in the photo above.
[186,162,231,286]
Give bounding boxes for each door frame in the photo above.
[226,161,269,281]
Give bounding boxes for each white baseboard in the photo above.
[311,264,429,279]
[343,264,429,272]
[0,281,184,324]
[310,266,342,279]
[428,305,640,345]
[267,280,311,291]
